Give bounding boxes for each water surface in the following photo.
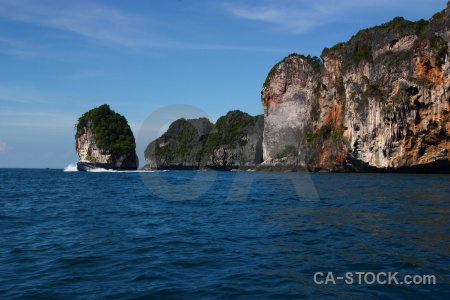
[1,169,449,299]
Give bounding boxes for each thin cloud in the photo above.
[0,120,75,129]
[0,36,51,57]
[217,0,436,34]
[0,110,79,129]
[0,0,175,48]
[219,2,327,34]
[0,86,44,104]
[0,84,87,110]
[0,0,286,53]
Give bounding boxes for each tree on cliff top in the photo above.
[75,104,136,155]
[202,110,260,153]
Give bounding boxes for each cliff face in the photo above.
[76,104,139,170]
[144,118,213,169]
[262,4,450,172]
[200,110,263,168]
[144,111,263,170]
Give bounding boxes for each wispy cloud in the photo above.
[0,0,288,53]
[219,1,329,34]
[0,111,78,129]
[217,0,432,34]
[0,84,81,146]
[0,0,176,48]
[0,85,81,106]
[0,86,46,104]
[0,36,51,57]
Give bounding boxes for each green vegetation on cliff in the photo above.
[354,17,429,38]
[202,110,261,154]
[145,111,263,168]
[322,13,446,69]
[264,53,323,86]
[75,104,136,155]
[154,119,198,160]
[322,42,345,55]
[275,144,297,159]
[305,124,332,145]
[144,117,214,167]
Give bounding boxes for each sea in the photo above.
[1,166,449,299]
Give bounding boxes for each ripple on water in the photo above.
[0,169,449,298]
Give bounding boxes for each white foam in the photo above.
[64,163,78,172]
[63,163,166,173]
[89,167,114,172]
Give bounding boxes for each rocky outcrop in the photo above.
[144,111,263,170]
[144,118,213,169]
[76,104,139,170]
[261,3,450,172]
[200,110,263,169]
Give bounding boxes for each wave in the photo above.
[63,163,165,173]
[63,164,78,172]
[89,167,114,173]
[89,168,165,173]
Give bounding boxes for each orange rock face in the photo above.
[261,4,450,172]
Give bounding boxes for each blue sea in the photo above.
[1,167,449,299]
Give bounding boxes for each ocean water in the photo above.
[1,168,449,299]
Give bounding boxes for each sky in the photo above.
[0,0,448,168]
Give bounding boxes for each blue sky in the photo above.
[1,0,448,168]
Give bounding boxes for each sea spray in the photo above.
[63,163,78,172]
[64,162,162,172]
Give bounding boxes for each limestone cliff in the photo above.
[75,104,139,170]
[144,111,263,170]
[144,118,213,169]
[261,4,450,172]
[200,110,263,169]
